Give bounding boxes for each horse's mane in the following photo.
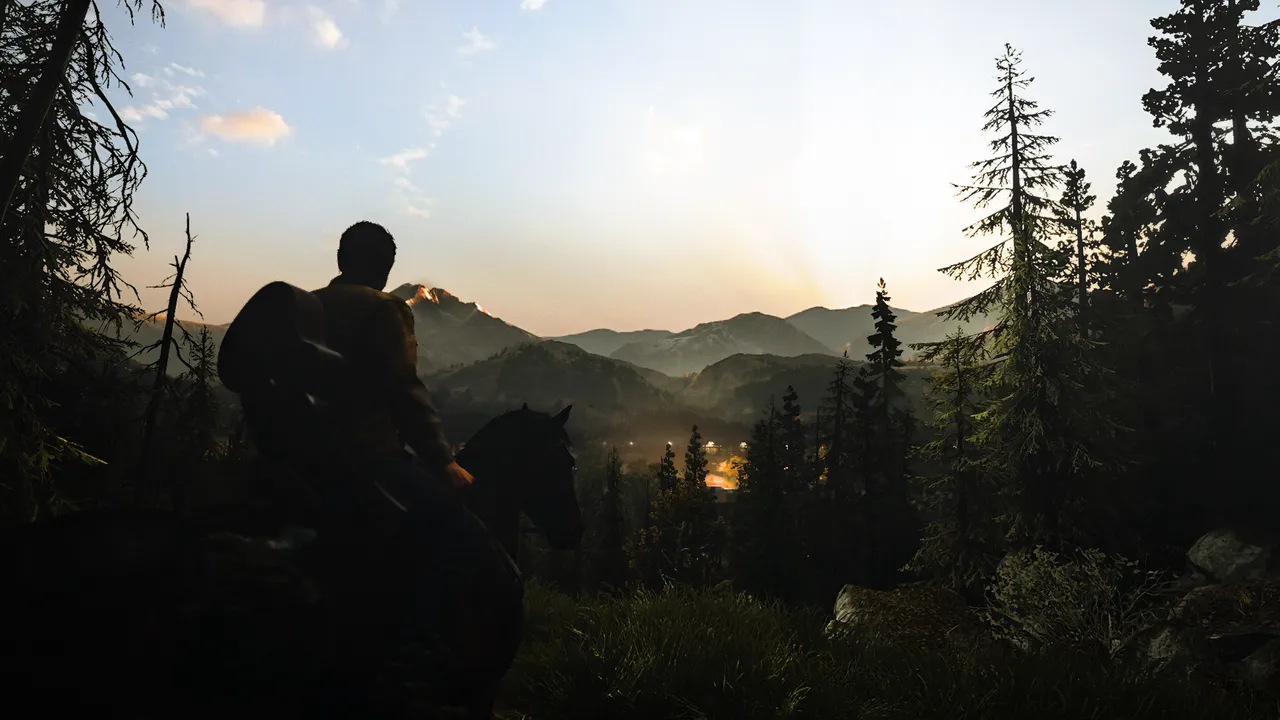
[460,407,572,456]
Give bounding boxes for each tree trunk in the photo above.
[135,214,195,507]
[0,0,92,223]
[1076,205,1088,336]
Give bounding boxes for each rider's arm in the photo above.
[371,297,455,472]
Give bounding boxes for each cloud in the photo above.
[458,27,496,56]
[379,146,430,173]
[380,0,400,22]
[120,71,205,124]
[165,62,205,77]
[426,114,451,136]
[424,96,464,138]
[393,177,435,218]
[187,0,266,29]
[520,0,547,9]
[307,6,348,50]
[199,108,292,146]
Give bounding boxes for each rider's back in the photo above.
[311,278,425,462]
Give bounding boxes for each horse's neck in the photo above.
[457,449,521,558]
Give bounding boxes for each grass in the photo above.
[493,582,1278,720]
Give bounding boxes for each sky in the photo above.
[96,0,1278,337]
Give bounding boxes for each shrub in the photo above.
[493,582,1272,719]
[984,547,1179,656]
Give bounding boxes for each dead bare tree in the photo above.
[134,213,199,507]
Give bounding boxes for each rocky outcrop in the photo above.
[1115,530,1280,696]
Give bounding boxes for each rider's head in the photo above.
[337,221,397,290]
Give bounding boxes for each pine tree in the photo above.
[683,424,708,489]
[907,330,998,597]
[1139,0,1278,475]
[817,352,856,502]
[171,325,221,501]
[0,1,165,521]
[594,446,628,591]
[732,403,797,599]
[1093,1,1280,532]
[657,441,679,493]
[779,385,808,494]
[937,44,1069,327]
[866,278,907,465]
[627,426,726,590]
[863,278,912,498]
[940,44,1122,552]
[1056,160,1098,336]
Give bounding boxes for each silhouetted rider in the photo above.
[311,220,474,501]
[311,221,515,670]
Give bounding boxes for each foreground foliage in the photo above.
[496,583,1276,720]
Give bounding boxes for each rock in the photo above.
[1173,578,1280,634]
[1120,579,1280,698]
[1188,529,1273,584]
[1241,638,1280,694]
[1173,569,1212,593]
[1115,623,1222,678]
[826,583,1002,657]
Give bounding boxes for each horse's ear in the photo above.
[521,402,529,411]
[552,404,572,427]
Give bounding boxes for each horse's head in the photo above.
[456,404,584,552]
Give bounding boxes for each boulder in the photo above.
[1117,578,1280,698]
[1172,578,1280,634]
[1115,623,1223,678]
[1188,529,1274,584]
[1241,638,1280,694]
[825,583,1003,657]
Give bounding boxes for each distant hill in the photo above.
[683,353,933,423]
[388,284,539,372]
[425,339,679,420]
[111,284,969,441]
[110,314,229,376]
[552,328,676,358]
[610,312,835,377]
[787,303,993,359]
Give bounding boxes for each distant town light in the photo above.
[740,442,748,449]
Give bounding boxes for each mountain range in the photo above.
[124,282,987,441]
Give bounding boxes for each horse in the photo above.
[0,281,585,718]
[0,404,583,718]
[212,281,585,715]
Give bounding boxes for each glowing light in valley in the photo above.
[704,458,741,491]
